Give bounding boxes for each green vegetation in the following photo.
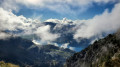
[0,61,19,67]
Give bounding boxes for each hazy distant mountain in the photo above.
[19,21,94,52]
[0,37,75,67]
[43,21,95,50]
[66,30,120,67]
[20,21,107,52]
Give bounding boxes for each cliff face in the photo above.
[66,30,120,67]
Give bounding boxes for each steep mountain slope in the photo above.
[66,30,120,67]
[0,37,75,67]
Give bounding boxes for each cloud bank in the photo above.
[74,3,120,39]
[0,32,11,39]
[0,7,60,42]
[0,1,120,50]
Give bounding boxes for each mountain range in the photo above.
[0,36,75,67]
[21,21,100,52]
[0,22,120,67]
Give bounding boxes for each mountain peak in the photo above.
[45,18,72,24]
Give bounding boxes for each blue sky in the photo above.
[14,3,113,21]
[8,0,118,21]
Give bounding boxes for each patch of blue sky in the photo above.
[13,2,116,21]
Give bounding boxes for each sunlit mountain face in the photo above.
[0,0,120,52]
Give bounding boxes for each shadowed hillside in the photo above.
[0,37,75,67]
[66,30,120,67]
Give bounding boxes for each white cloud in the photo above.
[34,25,60,41]
[0,0,117,14]
[74,3,120,40]
[0,7,32,39]
[32,39,41,45]
[0,32,11,40]
[45,18,61,23]
[45,18,72,25]
[69,47,75,50]
[60,43,69,49]
[0,1,120,50]
[0,7,60,41]
[0,7,33,31]
[0,0,19,12]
